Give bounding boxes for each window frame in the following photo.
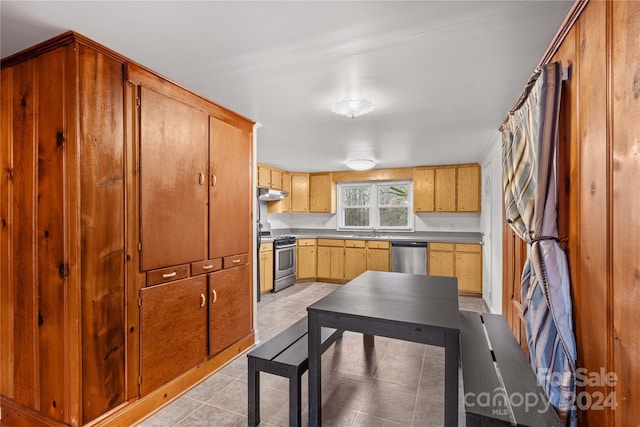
[337,180,414,231]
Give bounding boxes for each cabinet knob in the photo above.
[212,289,218,304]
[200,293,205,307]
[211,174,217,187]
[199,172,205,185]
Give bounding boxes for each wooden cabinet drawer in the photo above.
[455,243,482,253]
[297,238,316,247]
[367,240,390,249]
[345,240,366,248]
[430,242,454,251]
[191,258,223,276]
[259,242,274,253]
[147,264,190,286]
[318,239,344,247]
[223,253,248,269]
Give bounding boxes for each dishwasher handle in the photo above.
[391,241,427,248]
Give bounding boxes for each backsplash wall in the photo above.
[268,212,481,232]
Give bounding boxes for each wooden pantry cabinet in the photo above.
[0,31,254,426]
[428,242,482,295]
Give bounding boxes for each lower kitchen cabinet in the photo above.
[259,242,274,293]
[317,239,345,281]
[140,276,208,396]
[297,239,317,280]
[208,264,252,357]
[345,240,367,280]
[367,241,391,272]
[428,242,482,295]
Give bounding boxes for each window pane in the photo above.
[344,208,370,227]
[378,184,409,206]
[379,207,408,227]
[344,186,370,207]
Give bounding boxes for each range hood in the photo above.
[258,187,288,201]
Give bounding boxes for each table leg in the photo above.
[363,334,375,348]
[248,358,260,427]
[444,332,459,427]
[308,311,321,427]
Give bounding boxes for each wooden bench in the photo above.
[247,317,343,427]
[459,311,563,427]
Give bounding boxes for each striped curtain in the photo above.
[502,62,577,425]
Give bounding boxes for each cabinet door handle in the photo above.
[232,259,241,264]
[199,172,205,185]
[202,264,214,270]
[162,272,177,279]
[200,293,206,307]
[211,174,217,187]
[212,289,217,303]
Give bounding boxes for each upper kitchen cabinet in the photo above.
[257,163,283,190]
[290,173,310,212]
[309,173,336,213]
[413,163,481,213]
[209,116,253,258]
[139,86,209,271]
[456,164,481,212]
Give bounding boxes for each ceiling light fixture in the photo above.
[346,159,376,170]
[332,97,374,118]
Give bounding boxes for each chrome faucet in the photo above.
[371,228,378,237]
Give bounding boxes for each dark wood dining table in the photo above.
[307,270,460,427]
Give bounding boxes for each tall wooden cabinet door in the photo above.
[209,264,252,356]
[281,172,292,212]
[290,173,309,212]
[457,165,480,212]
[434,168,456,212]
[139,86,208,271]
[309,173,335,213]
[140,276,208,396]
[428,243,455,276]
[209,116,252,258]
[345,247,367,280]
[413,168,435,212]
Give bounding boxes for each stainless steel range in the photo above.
[273,235,296,292]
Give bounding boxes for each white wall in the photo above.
[480,132,504,314]
[269,212,481,232]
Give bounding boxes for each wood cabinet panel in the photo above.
[191,258,223,276]
[428,246,455,277]
[414,168,435,212]
[257,165,271,188]
[297,238,317,247]
[345,247,367,280]
[281,172,292,212]
[455,249,482,294]
[209,116,252,259]
[146,264,190,286]
[456,165,480,212]
[139,86,208,270]
[367,248,390,272]
[290,173,309,213]
[317,246,331,278]
[435,167,456,212]
[297,245,317,280]
[428,242,481,294]
[208,264,252,356]
[140,277,208,396]
[309,173,335,213]
[270,169,283,190]
[330,247,345,280]
[259,243,274,293]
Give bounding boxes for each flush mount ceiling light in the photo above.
[346,159,376,170]
[332,97,374,118]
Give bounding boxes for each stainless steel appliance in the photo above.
[273,235,296,292]
[391,241,427,274]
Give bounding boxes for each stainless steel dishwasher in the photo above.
[391,241,428,274]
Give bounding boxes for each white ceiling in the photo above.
[1,1,573,172]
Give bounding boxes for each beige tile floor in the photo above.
[139,281,488,427]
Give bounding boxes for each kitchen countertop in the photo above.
[273,228,483,244]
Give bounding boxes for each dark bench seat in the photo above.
[460,311,563,427]
[247,317,342,427]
